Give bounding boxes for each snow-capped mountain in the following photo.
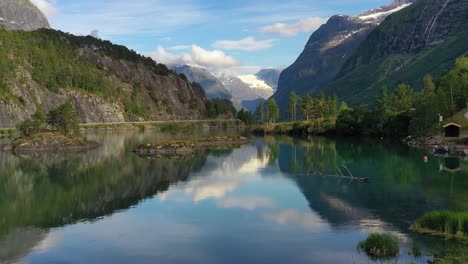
[356,0,415,24]
[220,73,276,112]
[172,65,232,100]
[272,0,417,112]
[255,68,283,90]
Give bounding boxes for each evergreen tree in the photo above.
[46,100,80,135]
[389,84,413,114]
[16,109,46,136]
[256,103,264,124]
[267,99,280,124]
[300,95,313,121]
[237,109,255,125]
[422,75,437,129]
[288,91,298,122]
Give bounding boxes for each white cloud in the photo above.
[217,196,275,211]
[89,29,100,39]
[213,37,275,51]
[168,45,191,51]
[30,0,59,17]
[214,66,263,77]
[260,17,327,37]
[264,209,330,230]
[149,45,241,71]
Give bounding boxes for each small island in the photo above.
[1,101,99,153]
[134,136,249,157]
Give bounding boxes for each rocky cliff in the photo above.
[326,0,468,104]
[0,29,206,128]
[272,0,418,113]
[0,0,50,31]
[173,65,232,100]
[255,68,283,91]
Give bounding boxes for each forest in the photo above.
[252,57,468,138]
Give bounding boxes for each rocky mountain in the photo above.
[272,0,418,112]
[325,0,468,104]
[0,29,206,128]
[220,75,273,111]
[173,65,232,100]
[255,68,283,90]
[0,0,50,31]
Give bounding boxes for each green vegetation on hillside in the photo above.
[327,0,468,105]
[335,57,467,137]
[253,57,467,138]
[0,28,169,96]
[17,101,80,136]
[0,27,204,120]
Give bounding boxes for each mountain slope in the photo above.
[255,68,283,91]
[325,0,468,105]
[0,29,206,128]
[272,0,417,113]
[0,0,50,31]
[173,65,232,100]
[220,75,272,111]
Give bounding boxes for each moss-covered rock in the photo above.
[134,136,249,157]
[1,132,99,153]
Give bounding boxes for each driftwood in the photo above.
[304,163,370,183]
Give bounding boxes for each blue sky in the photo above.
[32,0,391,75]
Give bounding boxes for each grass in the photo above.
[80,120,242,131]
[357,233,400,259]
[413,211,468,239]
[251,121,333,135]
[450,108,468,134]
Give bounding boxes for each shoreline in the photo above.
[0,119,244,136]
[250,122,468,156]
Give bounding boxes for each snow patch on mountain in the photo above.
[357,3,412,21]
[238,75,273,91]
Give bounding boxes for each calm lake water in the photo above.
[1,130,467,264]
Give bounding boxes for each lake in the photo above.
[1,130,467,264]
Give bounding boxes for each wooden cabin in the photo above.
[443,122,461,138]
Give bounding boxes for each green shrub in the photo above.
[16,109,46,136]
[46,101,80,135]
[357,233,399,259]
[413,211,468,239]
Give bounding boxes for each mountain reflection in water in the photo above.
[0,132,467,264]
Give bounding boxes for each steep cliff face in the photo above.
[255,68,283,91]
[272,0,417,113]
[173,65,232,100]
[0,29,206,128]
[0,0,50,31]
[326,0,468,104]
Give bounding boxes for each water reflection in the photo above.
[0,132,467,264]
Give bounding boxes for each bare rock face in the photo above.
[0,0,50,31]
[173,65,232,100]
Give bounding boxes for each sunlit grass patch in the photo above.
[413,211,468,240]
[357,233,399,259]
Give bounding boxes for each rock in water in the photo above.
[0,0,50,31]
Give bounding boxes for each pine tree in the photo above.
[267,99,280,124]
[256,103,264,124]
[288,91,298,122]
[300,95,313,121]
